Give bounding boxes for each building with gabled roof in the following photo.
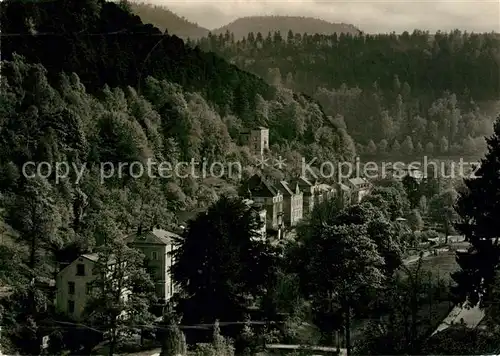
[335,182,352,206]
[244,174,283,234]
[315,183,337,205]
[279,180,303,227]
[347,177,371,204]
[128,228,179,306]
[55,253,124,321]
[291,176,318,215]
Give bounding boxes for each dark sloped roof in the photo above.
[279,181,294,196]
[176,207,207,225]
[128,228,180,246]
[292,176,315,188]
[247,174,279,197]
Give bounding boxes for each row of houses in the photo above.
[55,126,371,321]
[55,174,371,321]
[242,173,372,238]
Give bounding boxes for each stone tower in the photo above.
[249,127,269,156]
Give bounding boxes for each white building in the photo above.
[128,228,178,305]
[55,253,127,321]
[347,177,372,204]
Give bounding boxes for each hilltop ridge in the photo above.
[211,15,361,39]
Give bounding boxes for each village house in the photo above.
[347,177,372,204]
[333,181,351,207]
[241,127,270,156]
[55,253,128,321]
[127,228,178,306]
[315,183,337,204]
[245,174,284,237]
[291,176,318,215]
[279,180,303,227]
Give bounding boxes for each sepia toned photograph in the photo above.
[0,0,499,355]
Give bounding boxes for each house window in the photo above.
[68,300,75,314]
[86,283,92,295]
[152,251,158,260]
[76,264,85,276]
[68,281,75,295]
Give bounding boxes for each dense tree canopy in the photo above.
[200,30,499,156]
[171,196,277,325]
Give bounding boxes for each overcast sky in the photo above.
[151,0,499,33]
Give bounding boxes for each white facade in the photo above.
[129,229,178,304]
[348,178,372,204]
[55,254,128,321]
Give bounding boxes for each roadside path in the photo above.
[431,304,484,336]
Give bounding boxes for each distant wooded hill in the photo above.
[128,1,209,39]
[211,15,361,40]
[195,29,500,157]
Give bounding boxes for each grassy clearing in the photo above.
[417,241,469,283]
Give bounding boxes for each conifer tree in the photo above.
[159,305,187,356]
[453,116,500,307]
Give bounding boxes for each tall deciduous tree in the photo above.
[402,175,420,208]
[3,175,62,308]
[429,189,458,242]
[407,209,424,232]
[299,221,385,356]
[84,219,156,356]
[171,196,276,325]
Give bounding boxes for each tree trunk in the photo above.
[336,329,340,353]
[403,313,410,347]
[109,327,116,356]
[410,300,417,351]
[444,218,449,244]
[345,306,351,356]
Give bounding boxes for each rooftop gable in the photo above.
[129,228,180,246]
[57,253,116,276]
[247,174,280,197]
[279,181,294,196]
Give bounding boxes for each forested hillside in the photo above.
[0,0,360,352]
[0,0,353,160]
[2,1,500,355]
[198,30,500,157]
[211,16,360,40]
[128,1,209,39]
